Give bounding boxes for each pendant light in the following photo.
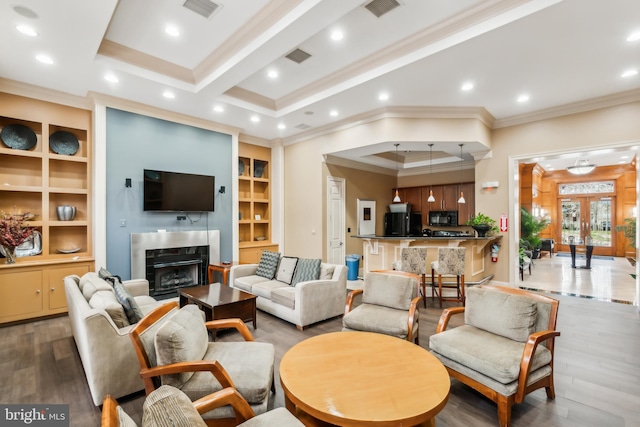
[457,143,466,204]
[393,143,401,202]
[427,143,435,202]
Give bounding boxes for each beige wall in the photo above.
[284,102,640,284]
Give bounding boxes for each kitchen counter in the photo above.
[352,235,502,283]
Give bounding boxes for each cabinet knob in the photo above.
[51,287,55,291]
[36,289,41,294]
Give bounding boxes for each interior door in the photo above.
[559,196,614,256]
[327,177,346,265]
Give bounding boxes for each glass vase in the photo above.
[2,246,16,264]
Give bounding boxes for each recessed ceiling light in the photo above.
[621,69,638,78]
[627,31,640,42]
[104,73,119,83]
[277,123,286,130]
[517,94,530,103]
[378,93,389,101]
[331,30,344,41]
[329,110,338,117]
[267,70,278,79]
[16,24,37,36]
[163,91,175,99]
[461,82,474,91]
[35,54,53,64]
[165,25,180,37]
[250,115,260,123]
[213,105,224,113]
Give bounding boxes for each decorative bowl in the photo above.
[56,205,77,221]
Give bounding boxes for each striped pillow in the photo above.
[255,250,280,279]
[291,258,322,287]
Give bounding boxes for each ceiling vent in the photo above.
[294,123,311,130]
[183,0,220,19]
[364,0,400,18]
[285,48,312,64]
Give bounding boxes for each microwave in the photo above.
[428,210,458,227]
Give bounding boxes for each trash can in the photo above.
[346,254,360,281]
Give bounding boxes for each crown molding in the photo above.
[0,78,92,110]
[239,133,274,147]
[88,92,241,136]
[323,154,396,176]
[494,88,640,129]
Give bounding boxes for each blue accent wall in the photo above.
[105,108,232,279]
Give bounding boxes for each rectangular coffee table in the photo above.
[179,283,257,329]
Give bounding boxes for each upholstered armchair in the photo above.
[342,270,422,344]
[129,302,275,421]
[429,285,560,427]
[102,385,304,427]
[540,238,555,257]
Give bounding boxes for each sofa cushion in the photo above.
[291,258,321,287]
[465,287,537,342]
[429,324,552,384]
[255,250,280,279]
[88,291,130,328]
[252,280,289,300]
[142,385,207,427]
[319,264,335,280]
[78,271,100,292]
[234,275,267,293]
[135,296,161,315]
[81,274,113,301]
[155,305,209,388]
[275,256,298,284]
[112,278,144,324]
[271,287,296,309]
[363,273,415,311]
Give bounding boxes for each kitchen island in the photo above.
[352,234,502,283]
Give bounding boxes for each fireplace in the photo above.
[131,230,220,299]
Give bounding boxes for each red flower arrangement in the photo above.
[1,210,35,263]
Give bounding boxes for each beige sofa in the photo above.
[229,262,346,330]
[63,272,163,405]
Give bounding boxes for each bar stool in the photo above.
[400,247,428,308]
[430,247,466,308]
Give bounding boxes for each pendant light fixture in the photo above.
[457,143,466,204]
[393,143,401,202]
[427,143,435,202]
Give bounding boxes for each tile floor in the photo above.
[519,252,638,304]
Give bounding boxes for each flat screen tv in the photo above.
[143,169,215,212]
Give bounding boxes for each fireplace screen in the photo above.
[145,245,209,298]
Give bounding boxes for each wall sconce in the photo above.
[219,186,226,194]
[125,178,132,188]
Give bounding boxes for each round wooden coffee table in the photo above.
[279,331,450,426]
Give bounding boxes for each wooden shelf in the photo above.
[0,93,94,324]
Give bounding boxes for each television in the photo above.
[143,169,215,212]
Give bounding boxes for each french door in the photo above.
[558,196,614,256]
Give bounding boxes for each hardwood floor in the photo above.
[1,292,639,427]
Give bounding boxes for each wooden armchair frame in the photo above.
[129,302,257,396]
[434,284,560,427]
[102,387,267,427]
[345,270,422,344]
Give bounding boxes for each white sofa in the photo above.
[63,272,164,405]
[229,262,347,330]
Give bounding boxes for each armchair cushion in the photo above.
[343,304,417,339]
[142,385,207,427]
[429,325,552,384]
[362,272,415,310]
[117,406,138,427]
[255,250,280,279]
[291,258,321,286]
[465,287,537,342]
[155,305,209,388]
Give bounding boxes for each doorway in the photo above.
[326,177,346,265]
[558,196,614,256]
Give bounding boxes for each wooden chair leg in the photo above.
[545,375,556,399]
[460,275,465,306]
[421,273,426,308]
[431,269,436,301]
[497,394,514,427]
[438,275,443,308]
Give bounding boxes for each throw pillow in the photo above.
[111,278,144,324]
[319,264,335,280]
[255,250,280,279]
[142,385,207,427]
[291,258,321,286]
[98,267,122,283]
[155,305,208,388]
[276,256,299,285]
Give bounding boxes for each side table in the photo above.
[208,262,236,286]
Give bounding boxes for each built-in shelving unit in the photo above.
[0,93,94,324]
[238,142,278,264]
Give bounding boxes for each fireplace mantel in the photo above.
[130,230,220,280]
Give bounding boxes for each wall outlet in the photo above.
[120,219,126,227]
